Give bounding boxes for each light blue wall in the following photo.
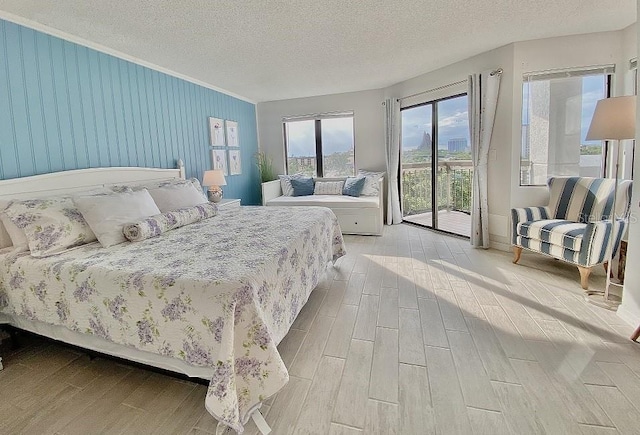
[0,19,260,204]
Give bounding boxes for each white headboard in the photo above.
[0,162,185,249]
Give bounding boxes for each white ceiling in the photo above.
[0,1,636,102]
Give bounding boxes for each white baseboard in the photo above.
[490,240,510,252]
[617,302,640,327]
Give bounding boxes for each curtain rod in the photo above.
[382,68,503,105]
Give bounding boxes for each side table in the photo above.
[215,198,241,210]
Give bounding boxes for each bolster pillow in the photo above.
[123,203,217,242]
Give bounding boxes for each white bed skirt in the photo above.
[0,312,214,380]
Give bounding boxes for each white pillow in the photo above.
[279,174,305,196]
[3,196,97,257]
[314,181,344,195]
[148,183,208,212]
[74,189,161,248]
[357,170,385,196]
[0,211,29,252]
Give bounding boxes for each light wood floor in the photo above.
[1,224,639,435]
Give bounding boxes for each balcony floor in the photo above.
[403,210,471,237]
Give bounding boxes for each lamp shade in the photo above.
[202,169,227,187]
[586,95,636,141]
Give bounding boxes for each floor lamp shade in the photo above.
[586,96,636,141]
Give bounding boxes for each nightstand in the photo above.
[215,198,241,209]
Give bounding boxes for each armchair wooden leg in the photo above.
[631,324,640,342]
[512,246,523,264]
[578,266,591,290]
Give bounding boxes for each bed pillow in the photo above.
[342,177,366,197]
[357,170,385,196]
[0,199,29,252]
[123,203,218,242]
[148,183,208,213]
[278,174,305,196]
[3,196,97,257]
[74,189,161,248]
[314,181,344,195]
[291,177,315,197]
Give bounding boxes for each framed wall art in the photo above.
[226,120,239,147]
[209,117,225,146]
[211,149,228,175]
[229,149,242,175]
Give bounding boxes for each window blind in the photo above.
[523,65,615,82]
[282,111,354,122]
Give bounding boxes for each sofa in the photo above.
[511,176,633,290]
[262,176,384,236]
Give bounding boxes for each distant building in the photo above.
[447,138,468,153]
[418,131,432,150]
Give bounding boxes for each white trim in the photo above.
[616,302,640,327]
[489,240,510,252]
[0,11,255,104]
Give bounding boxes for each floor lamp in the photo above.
[584,95,636,310]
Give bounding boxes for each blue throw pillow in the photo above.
[291,177,315,196]
[342,176,366,197]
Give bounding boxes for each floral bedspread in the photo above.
[0,206,346,433]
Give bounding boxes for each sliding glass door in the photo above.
[400,94,472,237]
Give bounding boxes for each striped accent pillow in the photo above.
[278,174,305,196]
[314,181,344,195]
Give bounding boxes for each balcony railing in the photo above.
[401,160,473,216]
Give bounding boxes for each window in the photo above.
[284,113,355,177]
[520,67,613,185]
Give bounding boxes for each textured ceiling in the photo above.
[0,1,636,102]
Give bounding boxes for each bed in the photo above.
[0,164,346,434]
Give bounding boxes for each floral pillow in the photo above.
[3,196,97,257]
[123,203,218,242]
[357,170,385,196]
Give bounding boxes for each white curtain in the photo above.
[384,98,402,225]
[469,70,502,248]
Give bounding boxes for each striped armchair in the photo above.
[511,177,633,290]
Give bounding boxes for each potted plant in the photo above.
[255,151,277,183]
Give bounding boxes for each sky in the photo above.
[401,95,470,150]
[286,117,354,157]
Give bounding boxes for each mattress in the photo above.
[0,206,346,433]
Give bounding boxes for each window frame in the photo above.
[283,113,355,178]
[399,92,469,230]
[518,67,613,187]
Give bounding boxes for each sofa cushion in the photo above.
[266,195,380,209]
[517,235,580,264]
[357,170,384,196]
[278,174,305,196]
[291,177,315,196]
[517,219,586,251]
[547,177,615,223]
[343,177,366,197]
[314,181,344,195]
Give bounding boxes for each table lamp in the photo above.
[585,95,636,309]
[202,169,227,203]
